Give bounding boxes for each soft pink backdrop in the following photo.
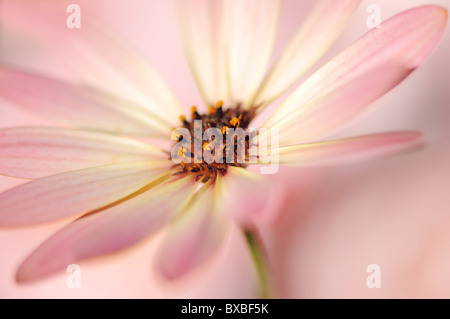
[0,0,449,298]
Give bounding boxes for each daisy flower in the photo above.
[0,0,447,298]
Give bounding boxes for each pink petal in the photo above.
[16,177,194,283]
[2,1,183,124]
[155,187,230,280]
[221,0,282,107]
[0,127,167,178]
[0,67,172,137]
[255,0,361,106]
[276,132,422,166]
[177,0,281,108]
[265,5,448,133]
[268,65,414,145]
[0,161,172,226]
[219,167,284,228]
[175,0,228,106]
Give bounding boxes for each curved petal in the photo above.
[155,185,230,280]
[175,0,227,107]
[274,132,422,166]
[15,177,194,283]
[0,161,173,227]
[266,65,414,145]
[0,67,173,137]
[219,167,284,228]
[222,0,281,108]
[0,127,168,179]
[265,5,448,130]
[254,0,361,106]
[1,1,183,124]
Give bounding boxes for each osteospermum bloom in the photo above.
[0,0,447,296]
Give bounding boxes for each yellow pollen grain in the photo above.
[208,105,216,114]
[230,117,240,127]
[222,126,230,134]
[178,148,184,156]
[216,100,223,108]
[179,115,186,122]
[191,106,197,113]
[203,143,212,152]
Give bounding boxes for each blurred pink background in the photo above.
[1,0,449,298]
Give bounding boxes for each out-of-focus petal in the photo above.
[222,0,281,108]
[266,65,414,145]
[273,132,422,166]
[175,0,227,107]
[155,184,230,280]
[0,161,173,226]
[254,0,361,106]
[1,1,183,124]
[265,5,448,130]
[0,67,173,137]
[0,127,168,179]
[219,167,284,228]
[15,177,194,283]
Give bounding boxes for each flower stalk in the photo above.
[244,228,271,299]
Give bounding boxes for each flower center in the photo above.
[171,100,257,183]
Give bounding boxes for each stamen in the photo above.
[173,101,255,183]
[224,144,232,152]
[222,126,230,134]
[203,142,213,152]
[191,106,201,119]
[174,132,183,142]
[179,115,189,126]
[230,117,240,127]
[216,100,223,117]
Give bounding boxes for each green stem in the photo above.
[244,229,271,299]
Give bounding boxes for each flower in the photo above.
[0,0,447,296]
